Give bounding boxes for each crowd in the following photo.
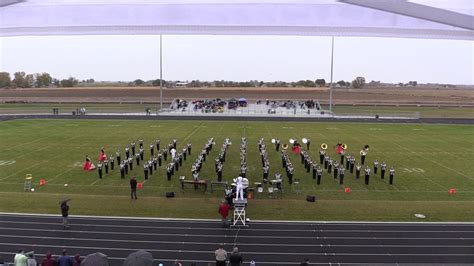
[10,249,80,266]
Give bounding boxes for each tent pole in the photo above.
[159,34,163,112]
[329,36,334,114]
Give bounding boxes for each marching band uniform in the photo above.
[276,139,280,151]
[139,148,144,160]
[98,161,103,179]
[364,166,371,185]
[187,143,192,155]
[173,139,177,149]
[149,160,153,175]
[319,149,325,164]
[361,151,366,165]
[373,160,379,174]
[163,150,168,161]
[339,167,345,184]
[324,155,329,169]
[340,151,345,164]
[150,144,154,156]
[327,159,333,174]
[350,157,355,173]
[312,163,317,179]
[153,156,158,171]
[217,163,223,182]
[125,146,130,159]
[306,160,311,173]
[175,159,179,171]
[389,166,395,184]
[158,153,162,166]
[139,139,143,149]
[136,153,140,165]
[355,163,361,179]
[166,165,172,181]
[234,176,244,200]
[128,156,133,170]
[144,162,149,180]
[124,159,129,175]
[333,162,339,179]
[131,142,136,156]
[306,140,310,150]
[381,161,387,179]
[346,155,350,170]
[156,139,160,151]
[263,164,269,181]
[120,162,125,179]
[287,166,294,185]
[116,151,121,166]
[109,156,115,170]
[104,158,109,174]
[316,166,322,185]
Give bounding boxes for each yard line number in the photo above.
[0,160,16,166]
[401,167,425,173]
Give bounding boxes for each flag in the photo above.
[292,146,301,154]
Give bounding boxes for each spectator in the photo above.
[40,252,56,266]
[229,247,243,266]
[60,200,70,229]
[0,256,5,266]
[26,252,37,266]
[218,200,230,228]
[14,249,27,266]
[72,254,81,266]
[300,258,310,265]
[214,244,227,266]
[57,249,72,266]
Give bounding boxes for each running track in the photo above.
[0,213,473,265]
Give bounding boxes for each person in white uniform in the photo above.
[234,176,244,200]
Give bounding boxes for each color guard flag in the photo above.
[292,146,301,154]
[137,182,143,189]
[39,179,46,186]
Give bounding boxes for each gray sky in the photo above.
[0,35,472,84]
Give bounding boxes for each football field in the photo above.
[0,119,473,221]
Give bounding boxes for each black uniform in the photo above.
[355,164,361,179]
[381,162,387,179]
[144,163,149,180]
[110,156,115,170]
[374,160,379,174]
[389,167,395,184]
[104,159,109,174]
[339,167,345,185]
[364,167,371,185]
[136,153,140,165]
[120,163,125,179]
[316,167,322,185]
[98,162,103,179]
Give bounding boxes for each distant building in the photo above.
[174,81,189,88]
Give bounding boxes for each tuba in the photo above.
[342,144,348,150]
[289,138,295,144]
[302,138,308,144]
[282,144,289,150]
[321,143,328,150]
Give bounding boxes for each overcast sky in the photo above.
[0,35,472,84]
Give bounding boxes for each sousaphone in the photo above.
[321,143,328,150]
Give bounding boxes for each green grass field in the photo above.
[0,119,473,221]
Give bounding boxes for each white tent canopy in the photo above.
[0,0,473,39]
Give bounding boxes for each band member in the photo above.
[187,143,192,155]
[158,153,162,166]
[306,139,310,150]
[381,161,387,179]
[327,159,333,174]
[149,160,153,175]
[312,163,317,179]
[167,164,172,181]
[104,158,109,174]
[144,162,149,180]
[306,160,311,173]
[276,139,280,151]
[128,156,133,171]
[364,166,371,185]
[116,150,121,165]
[173,139,177,149]
[131,141,136,155]
[156,139,160,151]
[340,150,345,164]
[109,155,115,170]
[355,163,361,179]
[333,162,339,179]
[339,166,345,185]
[135,153,140,166]
[263,164,269,181]
[216,163,223,182]
[389,166,395,184]
[317,165,322,185]
[153,156,158,171]
[150,143,154,156]
[175,159,179,171]
[361,150,367,165]
[139,139,143,149]
[319,149,325,164]
[97,161,103,179]
[287,165,294,185]
[346,154,350,170]
[124,159,129,175]
[240,164,247,178]
[350,156,355,173]
[183,148,187,160]
[139,147,144,160]
[373,159,379,174]
[120,161,125,179]
[234,176,244,200]
[171,148,177,160]
[324,155,329,169]
[125,146,130,159]
[163,149,168,161]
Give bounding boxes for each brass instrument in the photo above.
[321,143,328,150]
[271,138,276,144]
[282,144,289,150]
[342,143,348,150]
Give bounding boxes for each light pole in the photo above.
[329,36,334,114]
[159,34,163,112]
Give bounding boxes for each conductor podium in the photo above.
[232,198,248,228]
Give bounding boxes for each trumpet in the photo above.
[289,138,295,144]
[321,143,328,150]
[271,138,276,144]
[342,144,348,150]
[282,144,289,150]
[302,138,308,144]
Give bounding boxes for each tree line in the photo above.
[0,71,370,89]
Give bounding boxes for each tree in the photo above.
[0,72,11,88]
[315,79,326,87]
[52,78,60,87]
[133,79,145,86]
[35,73,52,87]
[60,77,78,87]
[13,71,29,88]
[408,81,418,86]
[336,80,346,87]
[351,76,366,89]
